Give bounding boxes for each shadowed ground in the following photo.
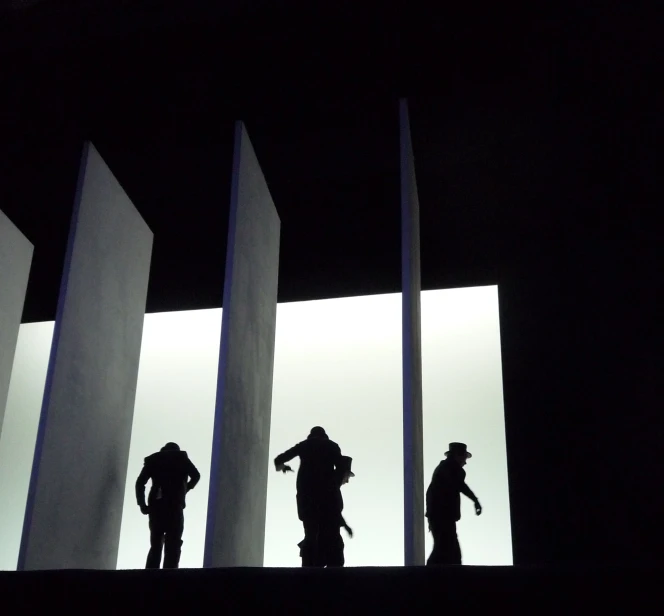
[2,564,661,614]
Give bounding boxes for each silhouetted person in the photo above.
[425,442,482,566]
[274,427,351,567]
[135,442,201,569]
[299,455,355,567]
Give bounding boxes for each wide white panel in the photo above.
[422,285,512,565]
[265,294,405,567]
[116,310,220,569]
[0,287,510,570]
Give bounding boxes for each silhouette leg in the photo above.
[163,509,185,569]
[301,518,321,567]
[320,522,344,567]
[452,530,462,565]
[146,513,165,569]
[427,521,461,566]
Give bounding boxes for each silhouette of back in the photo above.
[426,457,464,521]
[135,443,201,569]
[290,437,342,495]
[275,427,352,567]
[138,448,199,509]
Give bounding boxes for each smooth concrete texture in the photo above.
[399,99,425,566]
[204,122,281,567]
[18,142,153,571]
[0,287,511,569]
[0,210,33,439]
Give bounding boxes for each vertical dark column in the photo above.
[400,99,425,566]
[18,143,153,570]
[0,210,33,440]
[204,122,281,567]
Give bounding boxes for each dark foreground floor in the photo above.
[2,564,661,614]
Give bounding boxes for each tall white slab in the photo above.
[204,122,281,567]
[18,142,153,570]
[400,99,425,566]
[0,210,33,439]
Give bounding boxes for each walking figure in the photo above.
[425,442,482,565]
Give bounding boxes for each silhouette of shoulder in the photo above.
[144,450,192,472]
[431,458,465,486]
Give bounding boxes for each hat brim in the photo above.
[445,451,472,459]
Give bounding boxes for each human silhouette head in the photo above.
[444,442,472,467]
[308,426,328,440]
[161,442,181,452]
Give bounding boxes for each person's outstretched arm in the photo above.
[274,443,301,472]
[135,463,151,514]
[186,457,201,492]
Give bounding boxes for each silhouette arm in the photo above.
[455,464,479,503]
[340,514,353,537]
[274,443,301,469]
[135,464,151,509]
[460,481,479,504]
[186,458,201,491]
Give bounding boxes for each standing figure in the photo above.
[135,442,201,569]
[298,454,355,567]
[425,442,482,566]
[274,426,352,567]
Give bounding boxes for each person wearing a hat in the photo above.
[135,442,201,569]
[425,442,482,565]
[274,427,353,566]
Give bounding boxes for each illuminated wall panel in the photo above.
[0,287,511,570]
[116,310,221,569]
[265,294,404,567]
[422,286,512,565]
[0,322,53,569]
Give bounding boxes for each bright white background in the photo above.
[0,287,511,570]
[421,286,511,565]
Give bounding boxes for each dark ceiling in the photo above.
[2,2,657,322]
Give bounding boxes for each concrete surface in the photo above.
[204,122,281,567]
[0,210,33,439]
[18,142,153,570]
[400,99,425,566]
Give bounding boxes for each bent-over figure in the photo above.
[135,442,201,569]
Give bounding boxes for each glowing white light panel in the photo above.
[421,286,511,565]
[0,286,511,569]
